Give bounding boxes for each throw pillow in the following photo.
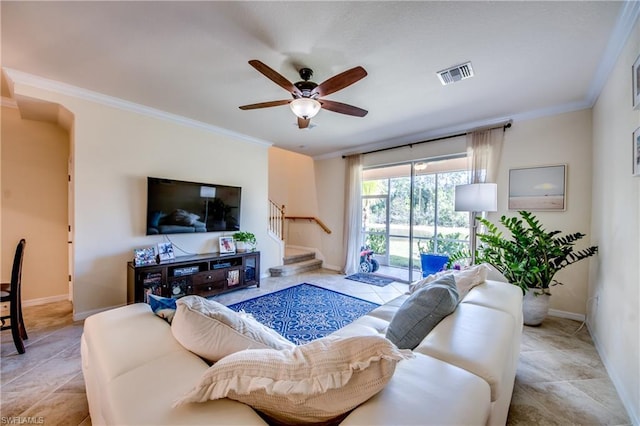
[174,335,413,424]
[409,263,489,299]
[171,296,294,363]
[148,294,177,324]
[386,274,459,350]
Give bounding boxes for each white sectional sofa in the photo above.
[81,279,522,425]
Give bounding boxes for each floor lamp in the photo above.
[454,183,497,265]
[200,186,216,230]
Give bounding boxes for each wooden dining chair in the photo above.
[1,239,28,354]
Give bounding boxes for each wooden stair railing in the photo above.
[285,216,332,234]
[269,200,285,241]
[269,201,333,239]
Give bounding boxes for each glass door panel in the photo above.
[388,176,411,281]
[362,195,388,267]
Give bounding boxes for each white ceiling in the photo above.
[0,1,631,158]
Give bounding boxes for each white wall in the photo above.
[268,147,325,255]
[9,78,277,319]
[498,109,594,317]
[590,16,640,423]
[314,157,346,271]
[1,106,69,303]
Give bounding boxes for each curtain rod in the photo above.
[342,120,512,158]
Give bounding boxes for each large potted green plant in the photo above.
[449,210,598,325]
[233,231,256,253]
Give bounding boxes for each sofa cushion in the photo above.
[106,350,264,425]
[340,353,491,426]
[462,280,523,324]
[82,303,185,384]
[414,303,515,402]
[410,263,489,299]
[175,335,412,425]
[386,275,459,350]
[171,296,294,363]
[365,295,407,322]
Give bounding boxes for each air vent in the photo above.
[437,62,474,85]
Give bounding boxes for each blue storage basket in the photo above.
[420,254,449,277]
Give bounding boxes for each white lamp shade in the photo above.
[200,186,216,198]
[289,98,321,119]
[455,183,497,212]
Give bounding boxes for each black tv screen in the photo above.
[147,177,241,235]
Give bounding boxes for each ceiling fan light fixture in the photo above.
[290,98,321,119]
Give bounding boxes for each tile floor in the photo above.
[0,269,631,425]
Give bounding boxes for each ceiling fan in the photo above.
[239,60,368,129]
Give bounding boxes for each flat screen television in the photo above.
[146,177,241,235]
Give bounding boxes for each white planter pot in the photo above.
[236,241,247,253]
[523,290,550,326]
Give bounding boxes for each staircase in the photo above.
[269,247,322,277]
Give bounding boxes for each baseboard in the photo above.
[322,263,342,272]
[587,321,640,425]
[23,294,69,307]
[73,304,125,321]
[548,308,585,322]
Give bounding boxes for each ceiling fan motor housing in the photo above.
[294,83,318,98]
[293,68,318,98]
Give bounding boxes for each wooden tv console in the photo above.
[127,251,260,304]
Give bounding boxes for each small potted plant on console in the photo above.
[233,231,257,253]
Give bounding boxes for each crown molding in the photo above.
[2,67,272,149]
[314,99,592,161]
[1,96,18,108]
[586,0,640,106]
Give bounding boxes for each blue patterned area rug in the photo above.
[345,272,394,287]
[227,283,379,345]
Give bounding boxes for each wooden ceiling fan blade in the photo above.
[315,66,367,97]
[248,60,300,96]
[320,99,368,117]
[239,99,291,110]
[298,117,311,129]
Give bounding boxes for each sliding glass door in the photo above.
[361,157,469,282]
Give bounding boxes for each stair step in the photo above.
[283,250,316,265]
[269,258,323,277]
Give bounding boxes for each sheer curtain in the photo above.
[342,154,363,275]
[465,127,505,255]
[466,127,504,184]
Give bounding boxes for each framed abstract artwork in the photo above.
[508,165,567,211]
[633,54,640,110]
[633,127,640,177]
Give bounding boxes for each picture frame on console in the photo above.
[219,236,236,255]
[157,242,175,262]
[133,246,157,267]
